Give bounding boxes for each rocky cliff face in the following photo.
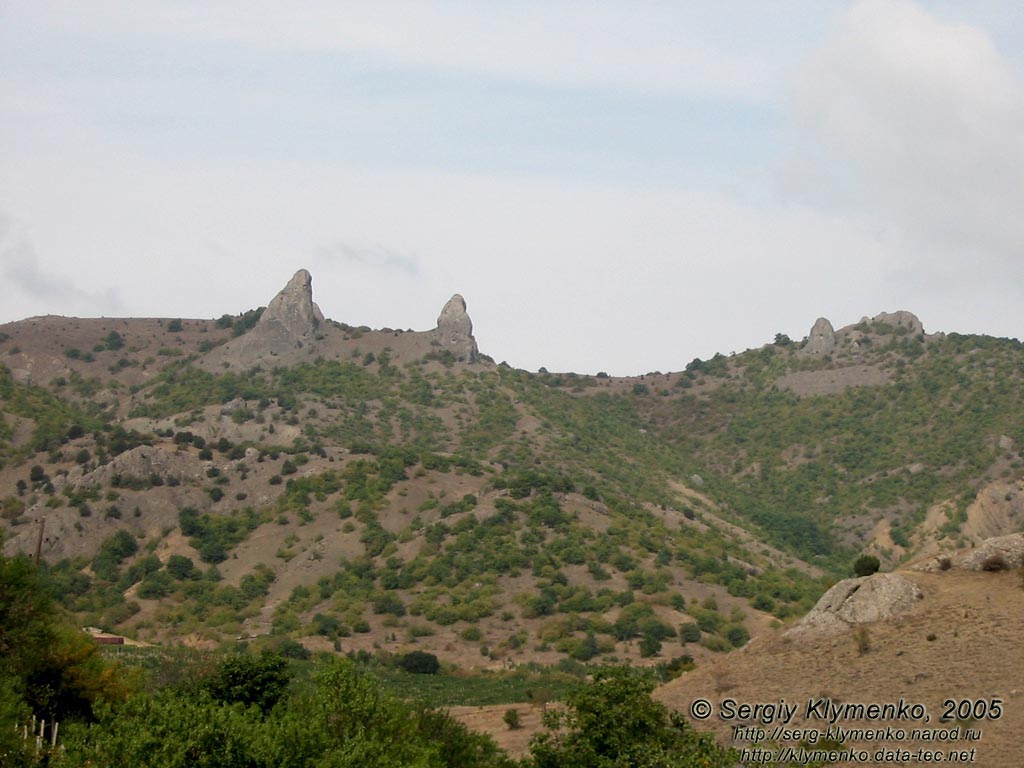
[432,294,479,363]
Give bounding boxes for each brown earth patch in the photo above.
[653,569,1024,767]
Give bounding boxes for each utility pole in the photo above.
[34,517,45,566]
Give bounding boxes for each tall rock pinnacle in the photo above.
[197,269,326,370]
[803,317,835,356]
[257,269,325,353]
[434,294,479,362]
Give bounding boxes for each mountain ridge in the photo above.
[1,268,1022,681]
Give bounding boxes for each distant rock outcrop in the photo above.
[258,269,325,352]
[432,294,479,362]
[198,269,325,370]
[913,533,1024,573]
[802,317,835,356]
[864,310,924,336]
[786,572,923,639]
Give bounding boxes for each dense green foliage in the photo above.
[8,314,1024,766]
[0,545,128,766]
[56,658,519,768]
[530,667,735,767]
[853,555,881,577]
[656,334,1024,566]
[6,320,1024,683]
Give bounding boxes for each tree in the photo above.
[1,545,127,728]
[104,331,125,351]
[678,622,702,644]
[0,550,53,686]
[57,659,515,768]
[167,554,198,580]
[853,555,881,577]
[398,651,440,675]
[202,651,291,715]
[638,635,662,658]
[529,667,735,768]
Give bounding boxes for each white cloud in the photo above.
[788,0,1024,260]
[318,242,420,276]
[0,213,124,319]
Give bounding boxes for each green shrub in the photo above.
[529,667,734,766]
[724,623,750,648]
[503,708,521,730]
[202,650,291,714]
[398,650,440,675]
[853,555,881,577]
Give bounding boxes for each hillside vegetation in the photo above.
[2,300,1023,676]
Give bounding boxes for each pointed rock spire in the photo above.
[434,294,479,362]
[258,269,325,349]
[196,269,326,370]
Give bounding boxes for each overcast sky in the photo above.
[2,1,1023,375]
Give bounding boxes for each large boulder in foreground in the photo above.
[786,572,923,639]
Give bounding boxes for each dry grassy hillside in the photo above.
[452,566,1023,764]
[652,567,1023,767]
[3,276,1024,762]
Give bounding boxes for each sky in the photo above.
[2,1,1023,376]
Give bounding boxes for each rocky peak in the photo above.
[197,269,326,370]
[433,294,479,362]
[259,269,325,348]
[802,317,835,356]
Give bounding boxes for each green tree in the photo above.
[1,545,127,729]
[398,650,441,675]
[529,667,734,767]
[167,554,199,580]
[56,690,263,768]
[203,651,291,715]
[853,554,881,577]
[105,331,125,351]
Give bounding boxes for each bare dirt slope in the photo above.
[653,568,1024,767]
